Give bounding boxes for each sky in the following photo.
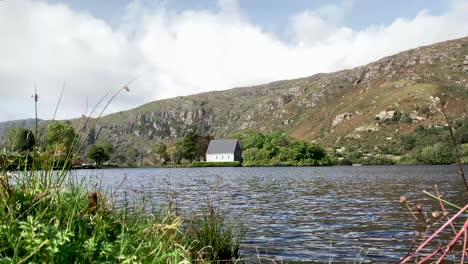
[0,0,467,122]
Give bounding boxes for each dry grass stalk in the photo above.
[439,100,467,192]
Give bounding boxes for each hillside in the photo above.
[2,37,468,163]
[0,118,43,143]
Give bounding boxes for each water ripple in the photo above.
[74,165,467,263]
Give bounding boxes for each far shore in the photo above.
[70,163,467,170]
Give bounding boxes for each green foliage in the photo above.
[45,122,77,155]
[458,118,468,144]
[292,141,326,161]
[401,135,417,151]
[195,135,213,161]
[0,153,32,170]
[461,144,468,164]
[402,125,451,151]
[379,111,402,125]
[391,111,402,122]
[4,127,35,152]
[0,164,241,263]
[125,147,141,167]
[397,154,418,165]
[400,113,414,124]
[419,105,431,115]
[5,127,22,151]
[101,142,114,156]
[173,131,212,164]
[397,119,468,164]
[233,132,330,166]
[413,142,455,165]
[344,151,363,164]
[177,131,198,162]
[362,155,395,165]
[86,144,111,166]
[14,128,35,153]
[460,130,468,144]
[152,142,169,164]
[174,131,197,163]
[338,151,395,165]
[17,129,35,152]
[229,131,265,149]
[185,202,241,262]
[242,148,272,166]
[1,82,241,262]
[112,153,127,165]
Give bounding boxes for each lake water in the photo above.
[73,165,467,263]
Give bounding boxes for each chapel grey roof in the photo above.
[206,139,239,154]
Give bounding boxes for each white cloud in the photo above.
[0,0,467,122]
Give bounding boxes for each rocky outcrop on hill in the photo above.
[1,37,468,158]
[332,113,353,128]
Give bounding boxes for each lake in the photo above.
[73,165,467,263]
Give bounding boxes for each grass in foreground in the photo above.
[0,167,242,263]
[0,80,242,263]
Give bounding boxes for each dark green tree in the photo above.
[461,130,468,144]
[415,142,454,164]
[6,127,35,152]
[174,130,198,163]
[126,147,141,166]
[231,131,330,166]
[17,129,36,152]
[242,148,271,166]
[87,144,110,166]
[152,142,169,164]
[102,142,114,157]
[229,132,264,149]
[46,122,77,155]
[196,135,213,161]
[456,118,468,144]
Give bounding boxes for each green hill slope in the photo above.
[2,37,468,164]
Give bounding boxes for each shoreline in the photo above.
[70,163,468,170]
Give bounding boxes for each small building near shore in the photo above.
[206,139,242,162]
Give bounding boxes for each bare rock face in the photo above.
[355,125,379,132]
[462,55,468,71]
[332,112,353,127]
[4,36,466,162]
[428,96,441,113]
[409,111,425,121]
[283,86,303,97]
[375,111,396,121]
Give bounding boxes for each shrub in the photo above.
[460,131,468,144]
[242,148,272,166]
[414,142,455,164]
[401,114,413,124]
[363,156,395,165]
[346,151,363,164]
[86,144,111,166]
[185,202,242,262]
[337,158,353,166]
[228,132,330,166]
[391,111,402,122]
